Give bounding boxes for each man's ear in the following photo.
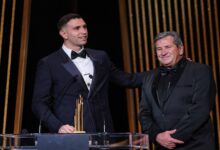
[179,46,184,55]
[59,29,67,39]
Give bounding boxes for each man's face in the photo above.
[59,18,88,50]
[155,36,184,67]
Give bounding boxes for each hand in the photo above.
[156,129,184,149]
[186,57,192,61]
[58,124,75,133]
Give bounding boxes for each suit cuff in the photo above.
[149,126,163,143]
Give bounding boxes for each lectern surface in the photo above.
[37,134,89,150]
[0,132,148,150]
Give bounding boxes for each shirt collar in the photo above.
[62,44,84,59]
[159,57,187,76]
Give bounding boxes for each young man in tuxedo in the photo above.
[139,31,216,150]
[32,13,145,133]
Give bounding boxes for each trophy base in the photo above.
[73,131,86,133]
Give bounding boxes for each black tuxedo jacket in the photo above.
[139,60,216,150]
[32,48,145,133]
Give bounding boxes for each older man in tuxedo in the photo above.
[32,13,145,133]
[139,31,216,150]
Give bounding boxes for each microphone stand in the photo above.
[102,109,109,146]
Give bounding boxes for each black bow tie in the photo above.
[71,50,86,59]
[159,67,177,76]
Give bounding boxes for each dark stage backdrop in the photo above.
[1,0,219,148]
[22,0,129,133]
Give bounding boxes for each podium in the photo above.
[0,133,148,150]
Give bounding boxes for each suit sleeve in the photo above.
[32,59,63,132]
[172,65,216,142]
[139,76,163,143]
[104,53,146,87]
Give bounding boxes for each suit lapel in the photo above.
[151,70,162,108]
[58,49,88,92]
[163,60,188,109]
[85,49,106,100]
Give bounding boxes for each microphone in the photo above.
[89,75,93,79]
[21,129,29,134]
[39,120,42,133]
[84,73,93,79]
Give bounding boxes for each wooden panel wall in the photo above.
[0,0,31,134]
[0,0,219,148]
[119,0,220,148]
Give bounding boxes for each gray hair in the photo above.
[154,31,183,47]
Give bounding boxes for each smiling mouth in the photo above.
[161,56,170,59]
[80,36,87,39]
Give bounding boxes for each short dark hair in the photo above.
[57,13,83,31]
[154,31,183,47]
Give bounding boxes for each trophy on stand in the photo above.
[73,95,85,133]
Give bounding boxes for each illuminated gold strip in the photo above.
[14,0,31,134]
[3,0,16,134]
[134,0,143,132]
[207,0,216,78]
[207,0,215,122]
[161,0,167,31]
[187,0,195,60]
[129,2,141,130]
[138,0,148,132]
[147,0,156,68]
[154,0,160,33]
[180,0,188,57]
[133,0,142,132]
[208,0,220,146]
[128,0,137,73]
[118,0,131,72]
[167,0,173,30]
[0,0,7,147]
[118,0,136,133]
[0,0,6,64]
[213,0,220,145]
[134,0,143,71]
[141,0,149,69]
[194,0,202,62]
[174,0,180,33]
[128,0,137,132]
[134,88,140,132]
[200,0,208,64]
[213,0,220,79]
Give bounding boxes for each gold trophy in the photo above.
[73,95,85,133]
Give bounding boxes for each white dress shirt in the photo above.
[62,45,94,90]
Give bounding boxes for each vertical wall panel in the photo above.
[161,0,167,31]
[174,0,180,33]
[126,0,139,132]
[0,0,30,134]
[119,0,137,132]
[134,0,144,71]
[194,0,202,62]
[119,0,220,149]
[180,0,189,57]
[13,0,31,134]
[154,0,160,33]
[0,0,6,63]
[147,0,156,68]
[141,0,150,69]
[2,0,16,134]
[209,0,220,146]
[187,0,195,60]
[200,0,209,64]
[167,0,173,30]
